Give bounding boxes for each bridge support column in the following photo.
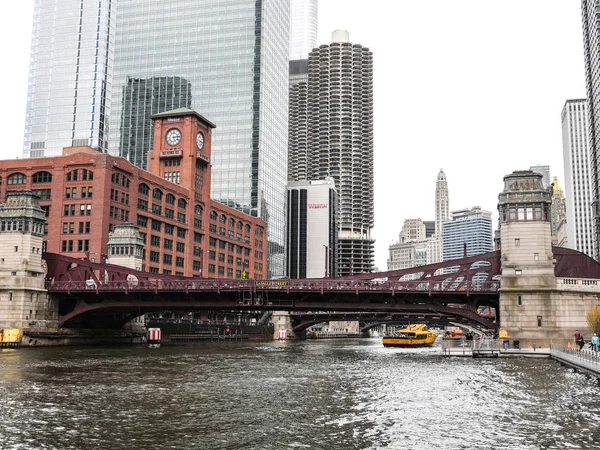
[272,311,297,340]
[0,192,59,346]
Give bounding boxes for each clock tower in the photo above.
[148,108,216,205]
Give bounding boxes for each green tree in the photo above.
[586,307,600,335]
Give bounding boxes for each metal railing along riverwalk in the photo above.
[441,338,502,357]
[550,344,600,377]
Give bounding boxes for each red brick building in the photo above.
[0,109,267,279]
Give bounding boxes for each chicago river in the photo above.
[1,339,600,449]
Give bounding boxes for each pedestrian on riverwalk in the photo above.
[575,330,581,344]
[592,333,599,352]
[577,335,585,351]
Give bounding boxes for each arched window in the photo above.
[245,224,251,233]
[228,218,235,227]
[178,198,187,209]
[7,173,26,185]
[220,214,227,223]
[195,205,203,215]
[166,194,175,205]
[67,170,79,182]
[32,171,52,183]
[81,169,94,181]
[153,188,163,201]
[237,221,243,230]
[138,183,150,196]
[210,210,217,220]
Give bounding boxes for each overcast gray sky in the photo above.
[0,1,586,271]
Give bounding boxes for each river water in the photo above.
[1,339,600,450]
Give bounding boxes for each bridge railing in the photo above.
[557,278,600,291]
[45,278,500,294]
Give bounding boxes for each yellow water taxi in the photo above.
[382,324,438,347]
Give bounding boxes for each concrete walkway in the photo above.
[549,345,600,377]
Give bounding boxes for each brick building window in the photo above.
[149,251,159,262]
[164,239,173,250]
[193,261,201,272]
[32,171,52,183]
[163,254,172,265]
[138,199,148,211]
[153,188,163,201]
[166,194,175,205]
[176,228,186,238]
[137,215,148,228]
[178,198,187,209]
[138,183,150,196]
[208,264,215,273]
[165,224,173,234]
[151,220,162,231]
[176,242,185,253]
[176,257,184,267]
[150,235,160,247]
[209,251,216,260]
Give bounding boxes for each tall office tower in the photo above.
[305,30,374,276]
[289,0,318,60]
[431,169,450,263]
[288,59,309,181]
[435,169,450,237]
[119,77,192,170]
[23,0,115,158]
[442,207,493,262]
[110,0,290,277]
[562,99,594,257]
[529,165,551,189]
[286,179,338,278]
[582,0,600,259]
[551,176,568,247]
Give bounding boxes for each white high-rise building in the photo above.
[431,169,450,263]
[286,179,338,278]
[289,0,318,60]
[562,99,594,257]
[23,0,116,158]
[582,1,600,258]
[387,219,427,271]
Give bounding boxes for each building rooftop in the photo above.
[150,108,216,128]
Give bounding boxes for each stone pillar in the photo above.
[0,191,57,344]
[106,223,146,336]
[498,171,557,347]
[272,311,296,339]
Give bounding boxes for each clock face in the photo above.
[196,132,204,150]
[165,128,182,146]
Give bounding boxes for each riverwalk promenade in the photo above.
[442,340,600,377]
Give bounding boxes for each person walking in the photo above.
[577,334,585,351]
[575,330,581,345]
[592,333,599,352]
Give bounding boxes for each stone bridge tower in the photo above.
[0,191,58,342]
[499,170,600,347]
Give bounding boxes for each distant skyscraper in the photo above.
[562,99,594,257]
[303,30,374,275]
[443,207,493,262]
[387,219,427,272]
[529,165,551,189]
[435,169,450,237]
[551,176,568,247]
[110,0,290,277]
[288,60,309,181]
[582,0,600,258]
[286,179,338,278]
[431,169,450,263]
[23,0,115,158]
[289,0,318,60]
[119,76,192,169]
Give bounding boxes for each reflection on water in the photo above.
[1,339,600,449]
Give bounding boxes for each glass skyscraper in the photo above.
[23,0,115,158]
[110,0,290,277]
[290,0,318,60]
